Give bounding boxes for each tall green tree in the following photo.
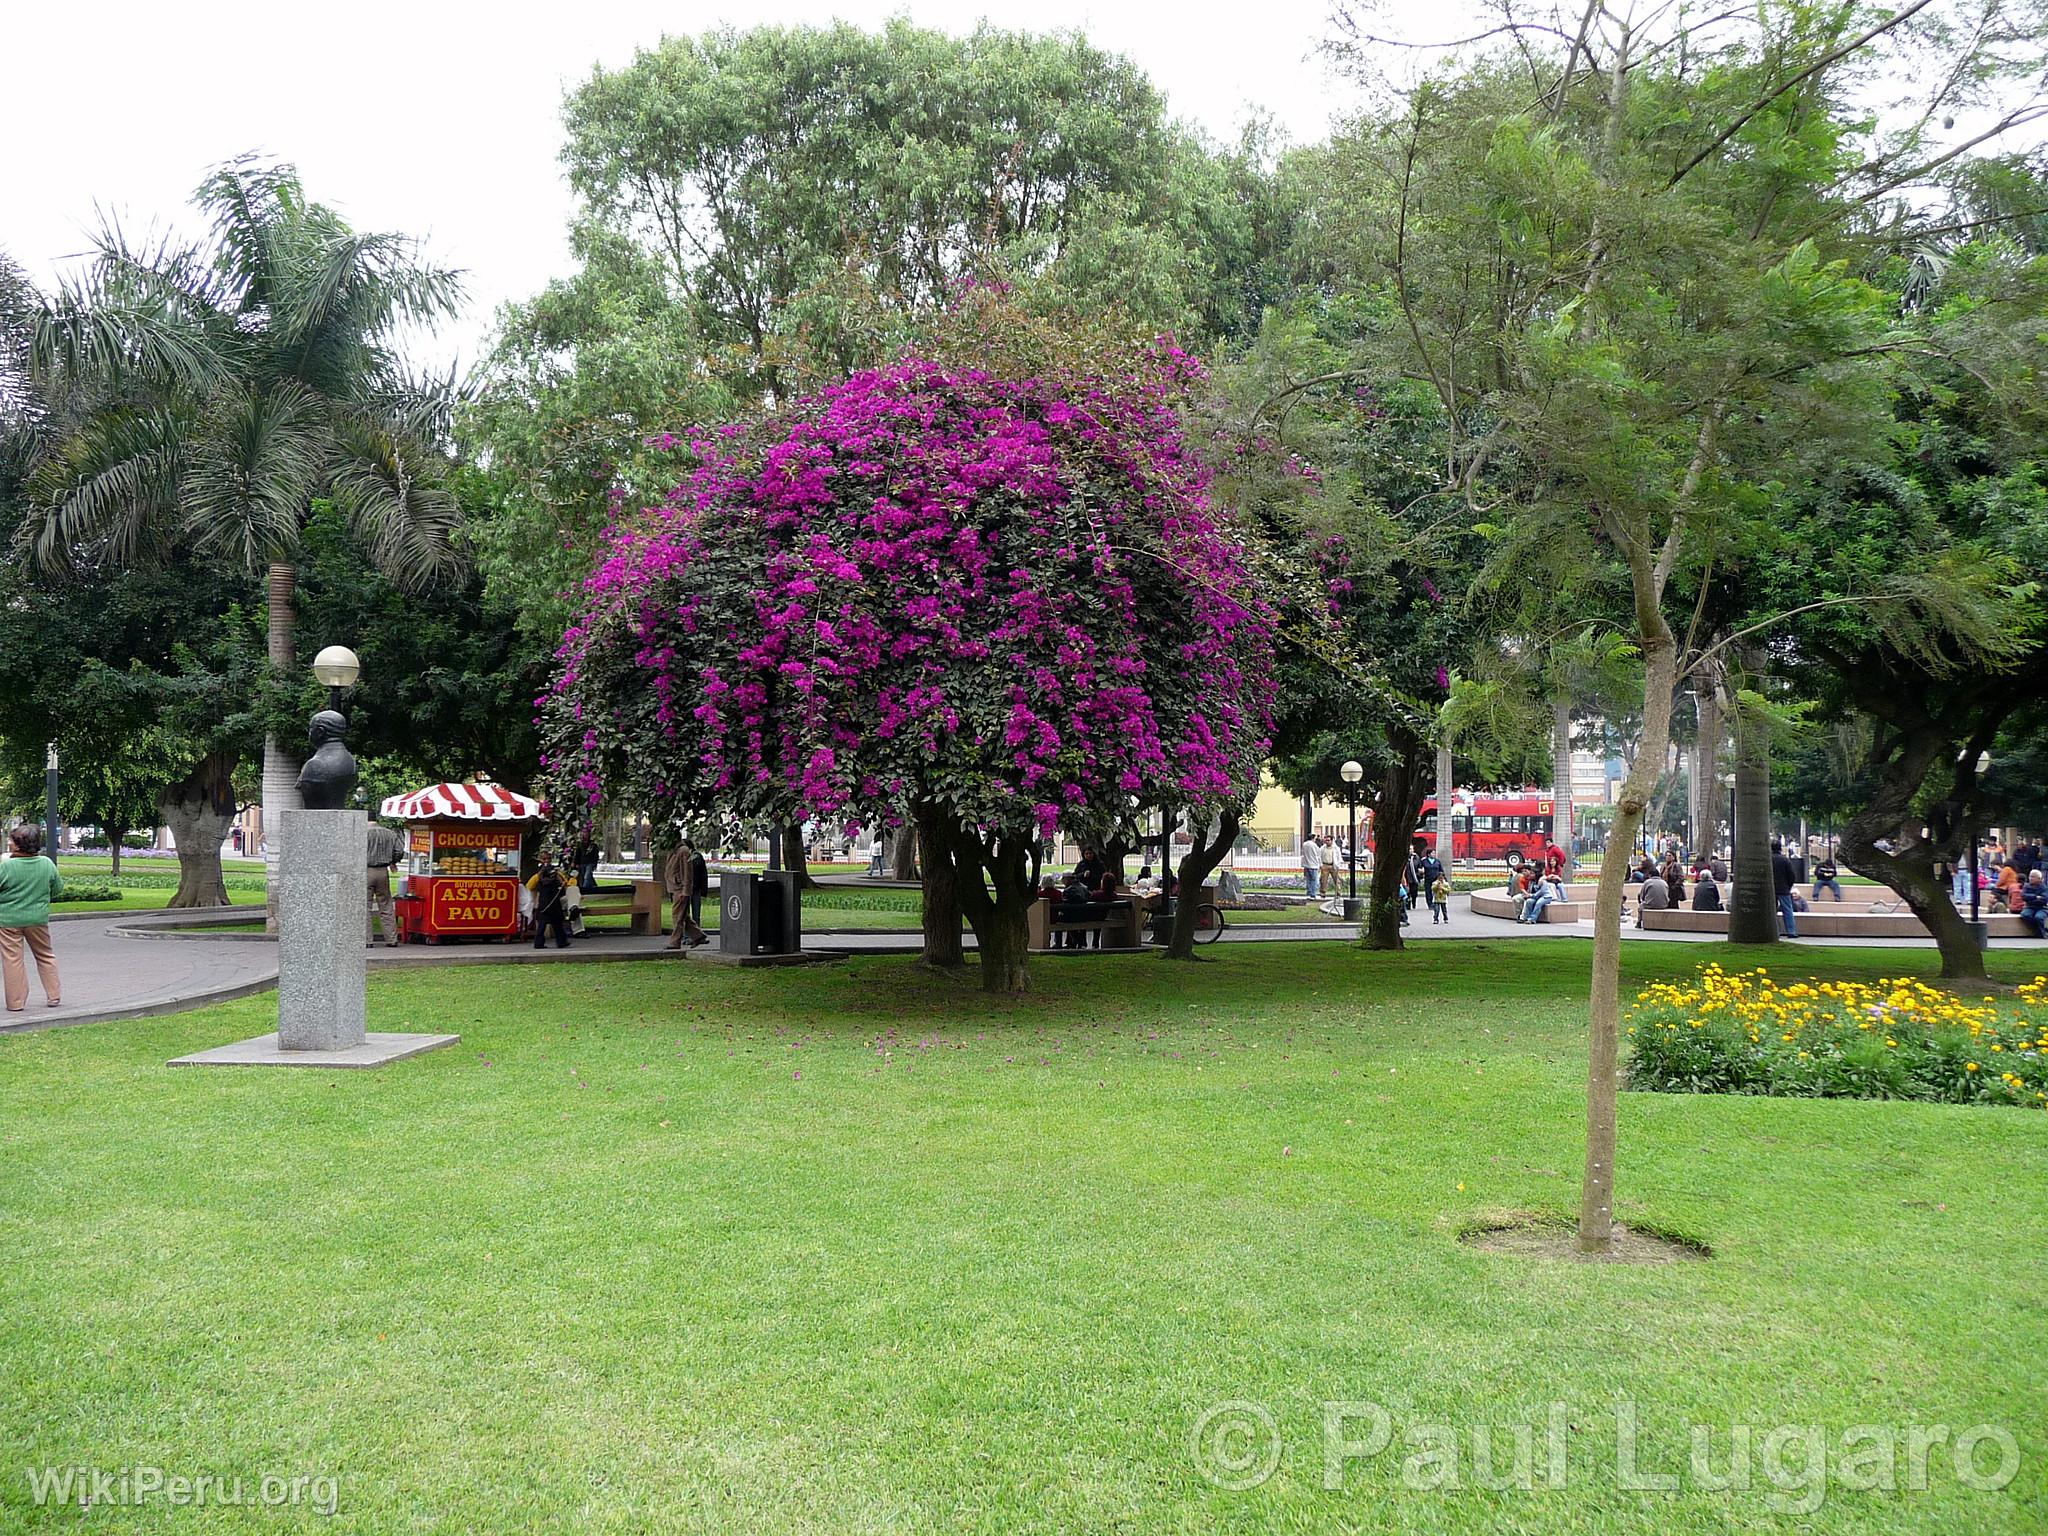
[14,159,465,916]
[1329,0,2046,1253]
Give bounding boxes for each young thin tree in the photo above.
[1332,0,2047,1250]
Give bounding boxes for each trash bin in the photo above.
[718,871,804,956]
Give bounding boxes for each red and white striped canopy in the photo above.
[380,782,543,822]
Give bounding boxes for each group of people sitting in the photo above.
[1499,842,1574,924]
[1956,841,2048,928]
[1974,846,2048,936]
[1628,854,1725,924]
[1038,851,1173,948]
[1505,863,1570,923]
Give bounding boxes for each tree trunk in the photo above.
[1724,659,1778,944]
[1552,696,1575,878]
[1163,808,1241,960]
[1691,666,1721,859]
[890,822,920,881]
[1434,740,1454,867]
[1364,729,1434,950]
[260,561,300,934]
[1581,623,1675,1254]
[781,823,818,889]
[912,803,964,969]
[108,828,127,878]
[161,752,238,908]
[943,818,1036,993]
[602,808,622,863]
[1837,728,1990,982]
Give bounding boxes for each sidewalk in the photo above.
[10,897,2041,1032]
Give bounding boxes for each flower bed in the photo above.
[1626,966,2048,1108]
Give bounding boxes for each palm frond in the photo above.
[179,381,328,574]
[17,403,190,573]
[193,156,301,313]
[325,406,465,591]
[27,284,229,397]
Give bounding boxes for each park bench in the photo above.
[1026,895,1144,952]
[578,879,668,935]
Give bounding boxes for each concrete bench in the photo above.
[1641,908,2034,938]
[582,879,668,935]
[1026,896,1144,952]
[1469,892,1593,923]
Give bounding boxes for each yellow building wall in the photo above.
[1245,776,1360,855]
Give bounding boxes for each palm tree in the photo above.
[16,159,464,916]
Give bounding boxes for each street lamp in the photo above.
[311,645,361,708]
[44,742,58,856]
[1722,772,1736,863]
[1968,750,1992,944]
[1340,759,1364,919]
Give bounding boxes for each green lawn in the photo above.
[3,941,2044,1533]
[50,855,267,914]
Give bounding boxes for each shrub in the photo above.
[54,884,121,903]
[1626,966,2048,1109]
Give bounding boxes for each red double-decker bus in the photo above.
[1367,790,1560,867]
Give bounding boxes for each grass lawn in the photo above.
[49,856,266,914]
[3,941,2045,1532]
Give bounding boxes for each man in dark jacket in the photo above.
[663,837,710,948]
[2017,869,2047,938]
[531,857,572,950]
[1771,840,1800,937]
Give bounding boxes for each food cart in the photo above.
[380,782,544,944]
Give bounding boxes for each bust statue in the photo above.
[295,709,359,811]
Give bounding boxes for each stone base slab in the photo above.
[169,1032,460,1069]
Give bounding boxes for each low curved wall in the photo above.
[1640,908,2033,938]
[1469,893,1589,923]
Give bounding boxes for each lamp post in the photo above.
[1340,759,1364,920]
[44,742,58,856]
[1968,750,1992,947]
[1722,772,1736,863]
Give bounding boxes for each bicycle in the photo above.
[1193,901,1226,944]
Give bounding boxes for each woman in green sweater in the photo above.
[0,824,64,1011]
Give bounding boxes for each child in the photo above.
[1429,873,1452,924]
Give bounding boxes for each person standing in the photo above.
[1300,834,1323,901]
[365,816,405,947]
[1420,850,1448,923]
[573,837,600,895]
[1771,839,1800,937]
[0,825,64,1011]
[663,837,709,949]
[530,857,572,950]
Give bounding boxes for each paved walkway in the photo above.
[9,897,2042,1032]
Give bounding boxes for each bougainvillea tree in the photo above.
[539,350,1274,990]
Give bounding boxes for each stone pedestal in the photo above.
[277,808,367,1051]
[171,806,457,1070]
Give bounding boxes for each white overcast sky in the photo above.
[2,0,1371,372]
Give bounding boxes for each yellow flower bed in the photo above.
[1626,966,2048,1107]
